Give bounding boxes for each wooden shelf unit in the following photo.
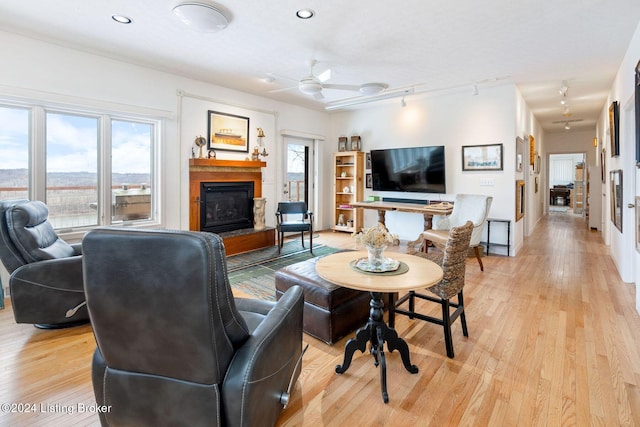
[332,151,364,233]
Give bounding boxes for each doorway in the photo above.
[283,137,314,213]
[548,153,586,216]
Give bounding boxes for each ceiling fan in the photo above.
[268,60,388,100]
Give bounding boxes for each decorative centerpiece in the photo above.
[352,222,400,272]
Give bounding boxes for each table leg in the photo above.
[335,292,418,403]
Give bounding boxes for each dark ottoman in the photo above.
[275,257,371,345]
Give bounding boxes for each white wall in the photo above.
[328,84,526,255]
[598,20,640,311]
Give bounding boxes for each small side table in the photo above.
[486,218,510,256]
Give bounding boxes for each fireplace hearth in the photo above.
[200,181,254,234]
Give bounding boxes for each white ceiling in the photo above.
[1,0,639,133]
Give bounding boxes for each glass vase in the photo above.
[366,245,387,268]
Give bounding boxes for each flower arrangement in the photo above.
[353,222,397,249]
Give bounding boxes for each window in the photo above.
[0,105,29,201]
[0,102,161,234]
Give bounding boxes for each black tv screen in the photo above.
[371,146,446,193]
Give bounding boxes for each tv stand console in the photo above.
[351,201,453,247]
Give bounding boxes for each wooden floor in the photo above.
[1,213,639,426]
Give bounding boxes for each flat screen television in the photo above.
[371,146,446,194]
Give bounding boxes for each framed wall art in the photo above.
[635,59,640,166]
[515,180,525,221]
[366,173,373,188]
[462,143,503,171]
[207,111,249,153]
[636,196,640,252]
[600,148,606,183]
[515,136,524,172]
[529,135,535,166]
[610,169,623,232]
[609,101,620,157]
[366,152,371,170]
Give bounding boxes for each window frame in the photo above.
[0,99,163,241]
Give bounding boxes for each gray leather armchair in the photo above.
[82,227,305,427]
[0,199,87,327]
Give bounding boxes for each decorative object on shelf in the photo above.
[343,186,350,193]
[346,219,354,228]
[515,136,524,172]
[337,213,346,227]
[353,222,398,270]
[208,110,249,153]
[255,127,268,159]
[609,101,620,157]
[338,136,348,152]
[341,171,347,177]
[194,136,207,158]
[253,197,266,230]
[462,143,503,171]
[208,148,216,159]
[350,135,361,151]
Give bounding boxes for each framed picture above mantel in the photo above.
[207,110,250,153]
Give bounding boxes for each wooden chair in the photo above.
[275,202,313,254]
[394,221,473,358]
[421,194,492,271]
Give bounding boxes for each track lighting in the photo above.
[564,122,571,130]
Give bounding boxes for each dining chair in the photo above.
[275,202,313,254]
[422,194,492,271]
[395,220,473,358]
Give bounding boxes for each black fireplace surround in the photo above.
[200,182,254,234]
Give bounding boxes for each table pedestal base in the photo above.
[335,291,418,403]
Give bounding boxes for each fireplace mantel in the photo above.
[189,158,266,171]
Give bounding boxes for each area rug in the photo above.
[549,206,568,213]
[226,241,340,300]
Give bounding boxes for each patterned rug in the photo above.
[226,240,339,301]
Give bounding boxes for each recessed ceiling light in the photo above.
[296,9,315,19]
[112,15,133,24]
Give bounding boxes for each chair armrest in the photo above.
[11,255,84,292]
[71,243,82,256]
[222,286,304,426]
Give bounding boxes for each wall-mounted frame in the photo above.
[366,173,373,188]
[515,136,524,172]
[610,169,623,232]
[366,152,371,170]
[529,135,535,166]
[534,153,541,174]
[461,143,503,171]
[207,111,249,153]
[600,148,606,183]
[635,196,640,252]
[609,101,620,157]
[635,59,640,166]
[516,180,525,221]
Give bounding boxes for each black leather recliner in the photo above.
[82,227,305,427]
[0,199,87,327]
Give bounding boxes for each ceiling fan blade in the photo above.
[268,85,298,94]
[322,83,361,91]
[317,68,332,82]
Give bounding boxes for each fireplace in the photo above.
[200,181,254,233]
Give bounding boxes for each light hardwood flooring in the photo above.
[1,213,639,426]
